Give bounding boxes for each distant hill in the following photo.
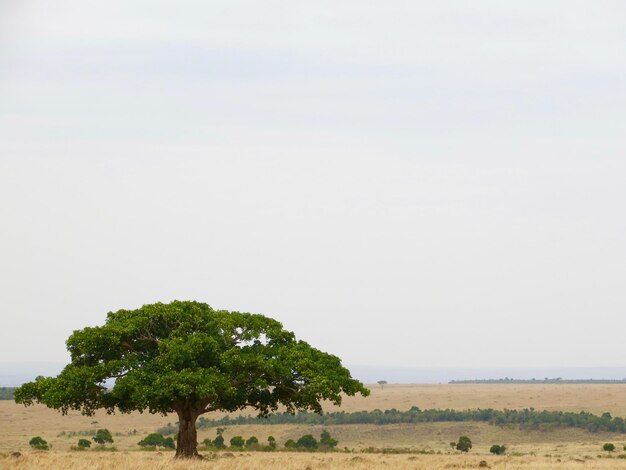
[450,378,626,384]
[3,362,626,386]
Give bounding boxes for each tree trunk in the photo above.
[175,408,200,458]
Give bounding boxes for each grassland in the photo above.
[3,384,626,468]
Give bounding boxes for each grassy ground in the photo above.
[2,451,626,470]
[3,384,626,467]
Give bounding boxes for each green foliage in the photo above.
[296,434,318,449]
[92,429,113,445]
[284,439,296,449]
[319,430,338,449]
[29,436,49,450]
[14,301,368,417]
[230,436,245,448]
[456,436,472,452]
[603,443,616,452]
[77,439,91,449]
[136,433,175,450]
[213,434,225,449]
[196,406,626,434]
[13,301,368,458]
[245,436,259,448]
[489,444,506,455]
[267,435,276,449]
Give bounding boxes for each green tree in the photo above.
[230,436,245,448]
[603,443,615,452]
[245,436,259,449]
[297,434,318,450]
[319,430,338,449]
[162,437,175,449]
[92,429,113,446]
[77,438,91,449]
[267,435,276,450]
[13,301,369,458]
[489,444,506,455]
[138,433,168,448]
[284,439,296,449]
[456,436,472,452]
[29,436,49,450]
[213,428,226,449]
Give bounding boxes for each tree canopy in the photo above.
[14,301,368,457]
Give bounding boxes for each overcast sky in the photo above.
[1,1,625,370]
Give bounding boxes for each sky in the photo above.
[1,1,625,371]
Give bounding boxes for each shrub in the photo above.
[297,434,318,450]
[77,439,91,449]
[245,436,259,449]
[29,436,49,450]
[92,429,113,445]
[267,436,276,450]
[284,439,296,449]
[137,432,174,449]
[603,443,615,452]
[456,436,472,452]
[320,430,338,449]
[213,434,225,449]
[230,436,245,448]
[489,444,506,455]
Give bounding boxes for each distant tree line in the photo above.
[196,407,626,434]
[0,387,16,400]
[449,378,626,384]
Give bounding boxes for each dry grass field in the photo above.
[3,384,626,468]
[2,451,626,470]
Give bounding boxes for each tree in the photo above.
[77,438,91,449]
[138,433,173,448]
[602,443,615,452]
[213,428,226,449]
[267,435,276,450]
[29,436,49,450]
[284,439,297,449]
[489,444,506,455]
[377,380,387,390]
[13,301,369,458]
[245,436,259,449]
[319,430,338,449]
[456,436,472,452]
[297,434,318,449]
[92,429,113,446]
[230,436,245,448]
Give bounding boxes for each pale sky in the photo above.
[1,1,625,370]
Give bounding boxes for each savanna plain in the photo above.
[3,384,626,469]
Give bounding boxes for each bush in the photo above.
[29,436,49,450]
[320,430,338,449]
[137,433,175,449]
[77,439,91,449]
[456,436,472,452]
[603,443,616,452]
[267,436,276,450]
[489,444,506,455]
[297,434,318,450]
[284,439,296,449]
[92,429,113,445]
[213,434,225,449]
[245,436,259,449]
[230,436,245,448]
